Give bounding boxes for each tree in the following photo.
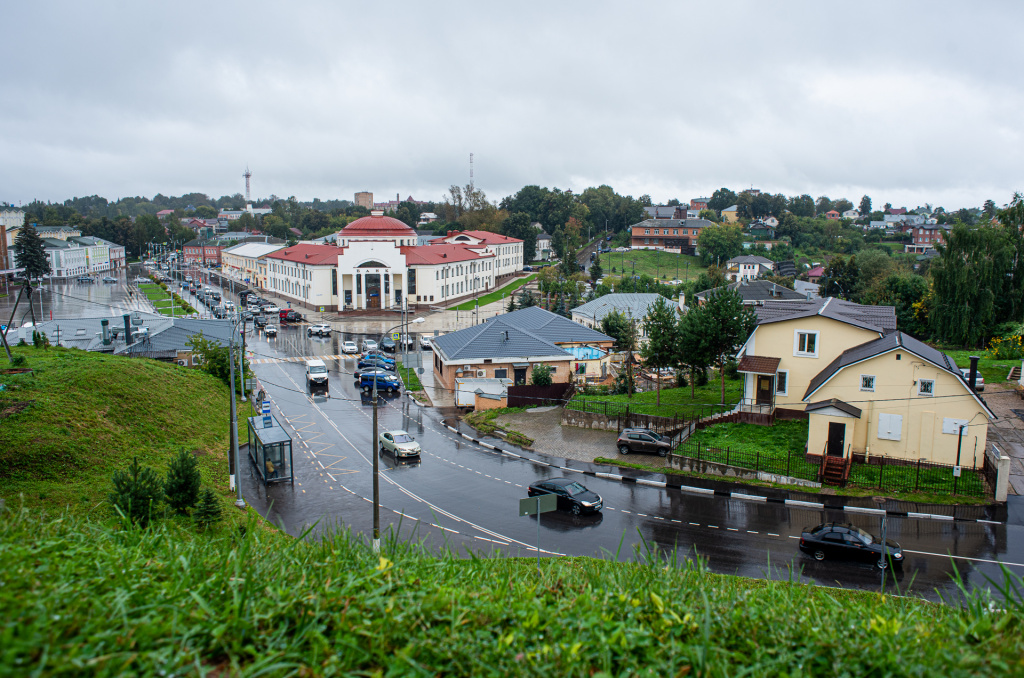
[677,310,711,399]
[852,249,893,299]
[707,188,737,215]
[517,288,535,308]
[787,194,815,218]
[590,254,603,282]
[815,196,833,216]
[833,199,853,214]
[13,222,49,280]
[109,457,163,528]
[531,363,553,386]
[640,297,680,406]
[819,256,859,300]
[685,289,757,404]
[862,272,930,337]
[983,199,997,218]
[859,195,872,216]
[698,208,719,223]
[501,212,537,261]
[194,205,218,219]
[600,309,633,350]
[164,449,202,514]
[194,488,223,531]
[187,332,247,393]
[696,223,744,266]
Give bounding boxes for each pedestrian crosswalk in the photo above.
[250,354,351,365]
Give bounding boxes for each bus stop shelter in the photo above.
[247,415,294,485]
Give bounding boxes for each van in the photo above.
[305,359,329,389]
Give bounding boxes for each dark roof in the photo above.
[433,306,612,362]
[754,297,897,334]
[737,355,781,375]
[805,399,862,418]
[697,279,806,303]
[728,255,774,266]
[802,331,993,419]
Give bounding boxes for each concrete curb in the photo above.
[440,422,1007,525]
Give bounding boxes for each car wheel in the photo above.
[813,550,826,561]
[387,386,394,393]
[876,559,888,570]
[618,444,630,455]
[362,386,370,393]
[571,504,581,516]
[658,448,668,457]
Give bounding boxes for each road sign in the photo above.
[953,466,962,478]
[391,332,400,341]
[262,401,271,416]
[519,493,557,516]
[319,306,324,312]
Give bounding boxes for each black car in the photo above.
[527,478,603,515]
[799,522,904,569]
[616,428,671,457]
[357,359,396,373]
[253,315,267,328]
[281,310,302,323]
[380,337,397,353]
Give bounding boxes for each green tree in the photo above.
[852,249,893,299]
[194,205,218,218]
[194,488,223,531]
[530,363,553,386]
[109,457,164,528]
[501,212,537,261]
[678,309,713,399]
[590,254,603,282]
[164,449,202,515]
[517,289,535,308]
[707,188,737,215]
[188,332,247,393]
[983,199,997,218]
[685,288,756,404]
[833,199,854,214]
[859,195,872,216]
[819,256,859,299]
[698,208,719,223]
[787,194,816,218]
[815,196,833,216]
[640,297,679,406]
[600,309,633,350]
[13,222,49,280]
[862,273,930,337]
[696,223,744,266]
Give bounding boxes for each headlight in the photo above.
[894,553,903,559]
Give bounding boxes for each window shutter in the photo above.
[877,413,903,441]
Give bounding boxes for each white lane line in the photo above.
[709,525,719,529]
[747,530,758,534]
[689,522,700,526]
[767,532,780,537]
[637,513,648,517]
[726,528,739,532]
[902,550,1024,568]
[327,473,337,482]
[788,535,800,539]
[671,519,682,523]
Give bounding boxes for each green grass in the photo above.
[464,406,534,446]
[397,362,423,391]
[138,282,191,315]
[0,346,239,515]
[603,249,704,282]
[568,372,743,419]
[2,506,1022,675]
[940,349,1017,384]
[451,274,537,311]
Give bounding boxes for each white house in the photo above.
[43,238,89,277]
[842,209,860,219]
[726,255,774,282]
[430,230,524,280]
[222,242,286,288]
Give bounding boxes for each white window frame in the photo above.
[775,370,788,396]
[860,374,875,391]
[877,413,903,441]
[918,379,935,396]
[793,330,819,358]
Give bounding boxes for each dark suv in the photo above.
[616,428,671,457]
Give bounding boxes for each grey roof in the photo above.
[805,399,863,418]
[753,297,897,334]
[33,314,236,358]
[793,280,820,299]
[433,306,612,362]
[630,217,716,230]
[727,255,774,266]
[571,293,672,323]
[802,331,994,417]
[696,279,806,303]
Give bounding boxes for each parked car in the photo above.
[523,265,532,271]
[262,304,280,315]
[76,275,94,283]
[357,372,401,393]
[616,428,671,456]
[799,523,904,569]
[362,339,378,352]
[419,335,433,349]
[358,358,396,373]
[342,340,359,354]
[354,366,392,380]
[527,478,603,515]
[361,350,395,365]
[264,324,278,337]
[253,315,267,328]
[380,337,397,353]
[378,430,421,458]
[184,275,193,282]
[308,324,331,337]
[102,276,117,283]
[959,368,985,392]
[280,310,302,323]
[398,335,415,349]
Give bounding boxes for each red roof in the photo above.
[888,208,907,215]
[431,230,522,245]
[267,244,340,266]
[399,244,494,265]
[807,266,825,276]
[340,213,416,237]
[156,210,175,216]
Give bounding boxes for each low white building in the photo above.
[726,255,774,282]
[43,238,89,277]
[430,230,524,280]
[222,242,286,288]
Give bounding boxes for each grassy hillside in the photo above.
[603,249,704,282]
[2,506,1021,676]
[0,345,246,512]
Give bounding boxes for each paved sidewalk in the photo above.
[491,406,673,467]
[984,386,1024,495]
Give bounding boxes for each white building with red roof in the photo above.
[430,230,524,280]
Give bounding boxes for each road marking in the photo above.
[767,532,780,537]
[727,528,739,532]
[709,525,719,529]
[747,530,758,534]
[689,522,700,526]
[788,535,800,539]
[902,550,1024,568]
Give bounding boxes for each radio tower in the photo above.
[243,166,252,202]
[469,153,474,188]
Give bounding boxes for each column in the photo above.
[383,273,390,310]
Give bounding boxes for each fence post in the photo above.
[756,449,760,472]
[604,401,607,416]
[625,404,630,429]
[697,440,702,462]
[726,446,730,466]
[878,457,884,490]
[786,452,791,478]
[915,459,921,492]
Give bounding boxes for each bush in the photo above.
[531,364,553,386]
[193,488,223,531]
[695,367,709,387]
[109,457,163,528]
[725,359,740,380]
[164,449,202,514]
[10,354,26,367]
[988,333,1024,360]
[675,371,688,388]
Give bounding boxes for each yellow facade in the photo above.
[806,350,989,468]
[721,208,739,223]
[740,315,880,408]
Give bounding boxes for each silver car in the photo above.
[378,430,421,458]
[959,368,985,392]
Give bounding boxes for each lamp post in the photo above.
[227,313,250,508]
[371,316,426,553]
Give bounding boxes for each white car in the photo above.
[342,340,359,354]
[262,305,280,314]
[419,335,432,349]
[264,324,278,337]
[308,324,332,337]
[362,339,378,352]
[378,430,421,458]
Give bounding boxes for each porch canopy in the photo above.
[805,398,862,418]
[737,355,780,375]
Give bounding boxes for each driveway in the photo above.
[982,386,1024,495]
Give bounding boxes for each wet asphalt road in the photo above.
[237,323,1024,604]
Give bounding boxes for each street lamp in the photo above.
[227,313,251,509]
[371,316,426,553]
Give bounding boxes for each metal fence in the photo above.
[565,397,734,423]
[673,439,989,497]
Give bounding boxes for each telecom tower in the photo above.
[469,153,474,188]
[243,166,252,202]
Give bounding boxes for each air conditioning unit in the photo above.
[464,364,472,370]
[177,359,187,366]
[476,370,487,377]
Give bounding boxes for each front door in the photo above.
[755,375,774,405]
[826,421,846,457]
[365,274,381,309]
[514,367,527,385]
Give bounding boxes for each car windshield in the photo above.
[564,482,587,496]
[392,434,413,443]
[309,365,327,374]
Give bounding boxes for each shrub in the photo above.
[675,371,688,388]
[10,354,26,367]
[109,457,163,528]
[987,333,1024,360]
[725,359,740,380]
[164,449,202,514]
[695,367,709,387]
[193,488,223,531]
[531,364,553,386]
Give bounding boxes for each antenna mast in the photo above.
[469,153,474,188]
[243,166,252,202]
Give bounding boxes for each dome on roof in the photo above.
[340,212,416,236]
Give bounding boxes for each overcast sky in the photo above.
[3,1,1022,211]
